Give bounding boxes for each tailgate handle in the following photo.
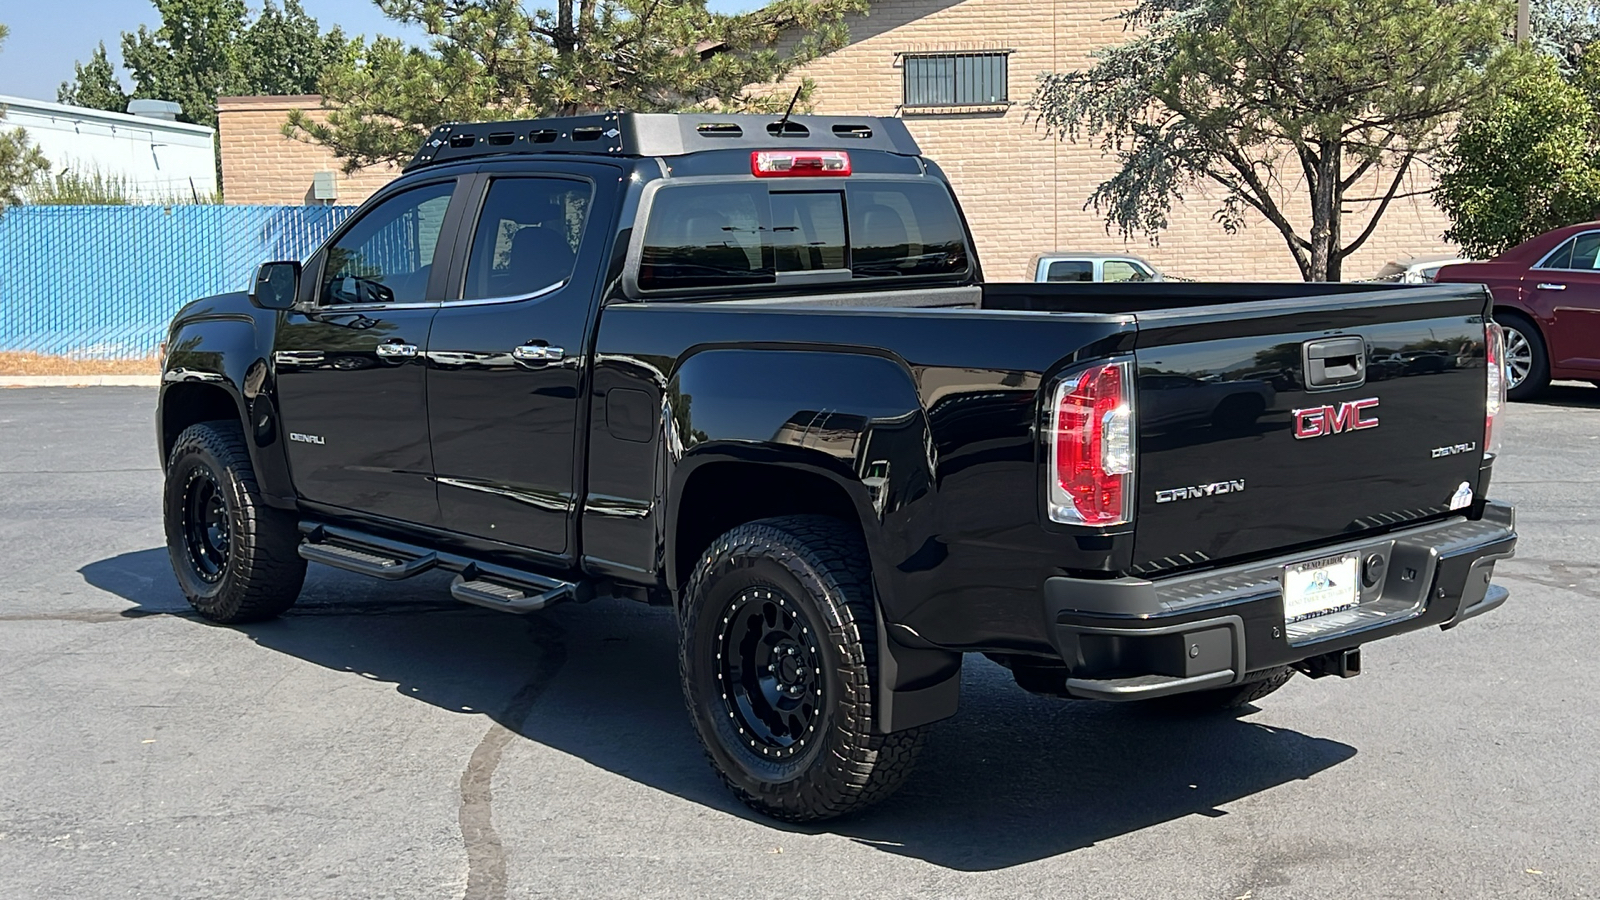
[1303,336,1367,390]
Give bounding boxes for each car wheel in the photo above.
[1497,313,1550,401]
[678,515,925,822]
[164,420,306,623]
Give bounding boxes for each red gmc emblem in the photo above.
[1293,398,1380,439]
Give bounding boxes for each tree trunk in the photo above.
[1306,140,1343,282]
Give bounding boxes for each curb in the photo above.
[0,375,162,388]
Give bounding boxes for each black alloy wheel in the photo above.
[164,420,305,623]
[678,516,925,822]
[180,464,232,583]
[716,586,825,764]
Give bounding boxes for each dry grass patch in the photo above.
[0,353,161,376]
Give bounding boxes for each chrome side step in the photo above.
[296,522,585,613]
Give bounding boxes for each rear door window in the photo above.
[1538,238,1577,270]
[1569,232,1600,270]
[459,177,593,301]
[636,179,969,293]
[1045,260,1094,282]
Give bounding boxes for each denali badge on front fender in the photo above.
[1293,398,1379,439]
[289,432,325,445]
[1156,479,1246,503]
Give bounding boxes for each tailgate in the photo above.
[1130,288,1490,576]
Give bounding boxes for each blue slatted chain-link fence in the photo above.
[0,204,357,358]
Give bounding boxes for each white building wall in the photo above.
[0,95,217,201]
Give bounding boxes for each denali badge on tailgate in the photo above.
[1292,398,1379,439]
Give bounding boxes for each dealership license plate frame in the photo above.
[1282,552,1361,624]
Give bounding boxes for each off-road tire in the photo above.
[1497,312,1550,402]
[1142,666,1295,714]
[164,420,305,623]
[678,515,925,822]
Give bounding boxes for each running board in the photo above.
[298,530,438,580]
[296,522,586,613]
[450,573,577,613]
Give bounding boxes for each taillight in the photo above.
[1485,321,1506,459]
[1047,360,1135,526]
[751,150,851,177]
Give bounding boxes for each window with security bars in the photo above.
[902,52,1009,108]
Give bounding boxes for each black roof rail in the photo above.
[406,112,922,170]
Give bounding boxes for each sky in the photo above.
[0,0,756,103]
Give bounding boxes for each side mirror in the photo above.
[249,261,301,310]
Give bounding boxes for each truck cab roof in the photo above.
[405,112,924,172]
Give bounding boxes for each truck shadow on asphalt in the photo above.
[84,547,1356,872]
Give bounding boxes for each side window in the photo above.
[460,178,593,301]
[639,183,773,291]
[1570,232,1600,270]
[321,182,454,305]
[1103,260,1149,283]
[1537,237,1576,270]
[1046,260,1093,282]
[846,181,969,278]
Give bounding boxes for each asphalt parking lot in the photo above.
[1,385,1596,900]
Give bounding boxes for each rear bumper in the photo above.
[1041,501,1517,701]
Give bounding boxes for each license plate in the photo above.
[1282,553,1361,623]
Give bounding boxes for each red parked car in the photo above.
[1435,222,1600,400]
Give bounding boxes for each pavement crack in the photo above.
[458,618,568,900]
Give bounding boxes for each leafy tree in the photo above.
[58,0,353,128]
[0,24,53,210]
[1436,53,1600,258]
[57,43,130,112]
[288,0,866,172]
[1029,0,1516,282]
[1532,0,1600,73]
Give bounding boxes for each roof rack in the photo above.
[406,112,922,170]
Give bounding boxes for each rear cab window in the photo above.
[634,177,970,295]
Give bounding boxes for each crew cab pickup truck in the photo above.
[158,113,1516,822]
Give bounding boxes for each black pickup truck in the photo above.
[158,113,1516,821]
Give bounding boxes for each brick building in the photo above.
[215,0,1458,281]
[216,95,396,206]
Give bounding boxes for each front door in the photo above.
[275,178,463,526]
[426,168,613,560]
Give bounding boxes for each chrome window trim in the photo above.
[312,300,441,313]
[1532,229,1600,272]
[442,279,567,308]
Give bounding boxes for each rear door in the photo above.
[1129,290,1490,576]
[424,164,618,562]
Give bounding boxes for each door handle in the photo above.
[512,343,565,363]
[375,341,419,358]
[1536,283,1568,291]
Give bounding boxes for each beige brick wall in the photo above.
[782,0,1457,282]
[216,95,397,205]
[214,2,1458,279]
